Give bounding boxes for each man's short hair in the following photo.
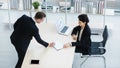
[35,12,46,19]
[78,14,89,23]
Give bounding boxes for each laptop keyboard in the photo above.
[61,26,68,33]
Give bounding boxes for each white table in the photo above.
[21,23,75,68]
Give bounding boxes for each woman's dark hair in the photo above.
[78,14,89,23]
[35,12,46,19]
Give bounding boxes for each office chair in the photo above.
[80,25,108,68]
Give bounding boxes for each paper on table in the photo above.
[54,41,64,50]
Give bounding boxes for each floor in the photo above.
[0,9,120,68]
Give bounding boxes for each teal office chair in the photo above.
[80,25,108,68]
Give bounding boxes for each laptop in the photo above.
[56,18,72,36]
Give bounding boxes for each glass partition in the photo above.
[0,0,10,29]
[39,0,105,14]
[0,0,8,9]
[0,0,111,29]
[106,0,120,15]
[39,0,105,29]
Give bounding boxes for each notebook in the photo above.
[56,18,72,35]
[53,41,64,51]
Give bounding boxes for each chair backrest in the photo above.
[102,25,108,47]
[89,25,108,55]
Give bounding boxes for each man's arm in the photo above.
[33,28,49,47]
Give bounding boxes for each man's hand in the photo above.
[63,43,71,48]
[48,42,55,47]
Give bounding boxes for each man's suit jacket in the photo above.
[10,15,48,52]
[71,25,91,54]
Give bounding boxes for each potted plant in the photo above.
[32,1,40,9]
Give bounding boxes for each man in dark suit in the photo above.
[64,14,91,55]
[10,12,54,68]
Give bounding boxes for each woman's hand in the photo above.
[63,43,72,48]
[72,35,77,40]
